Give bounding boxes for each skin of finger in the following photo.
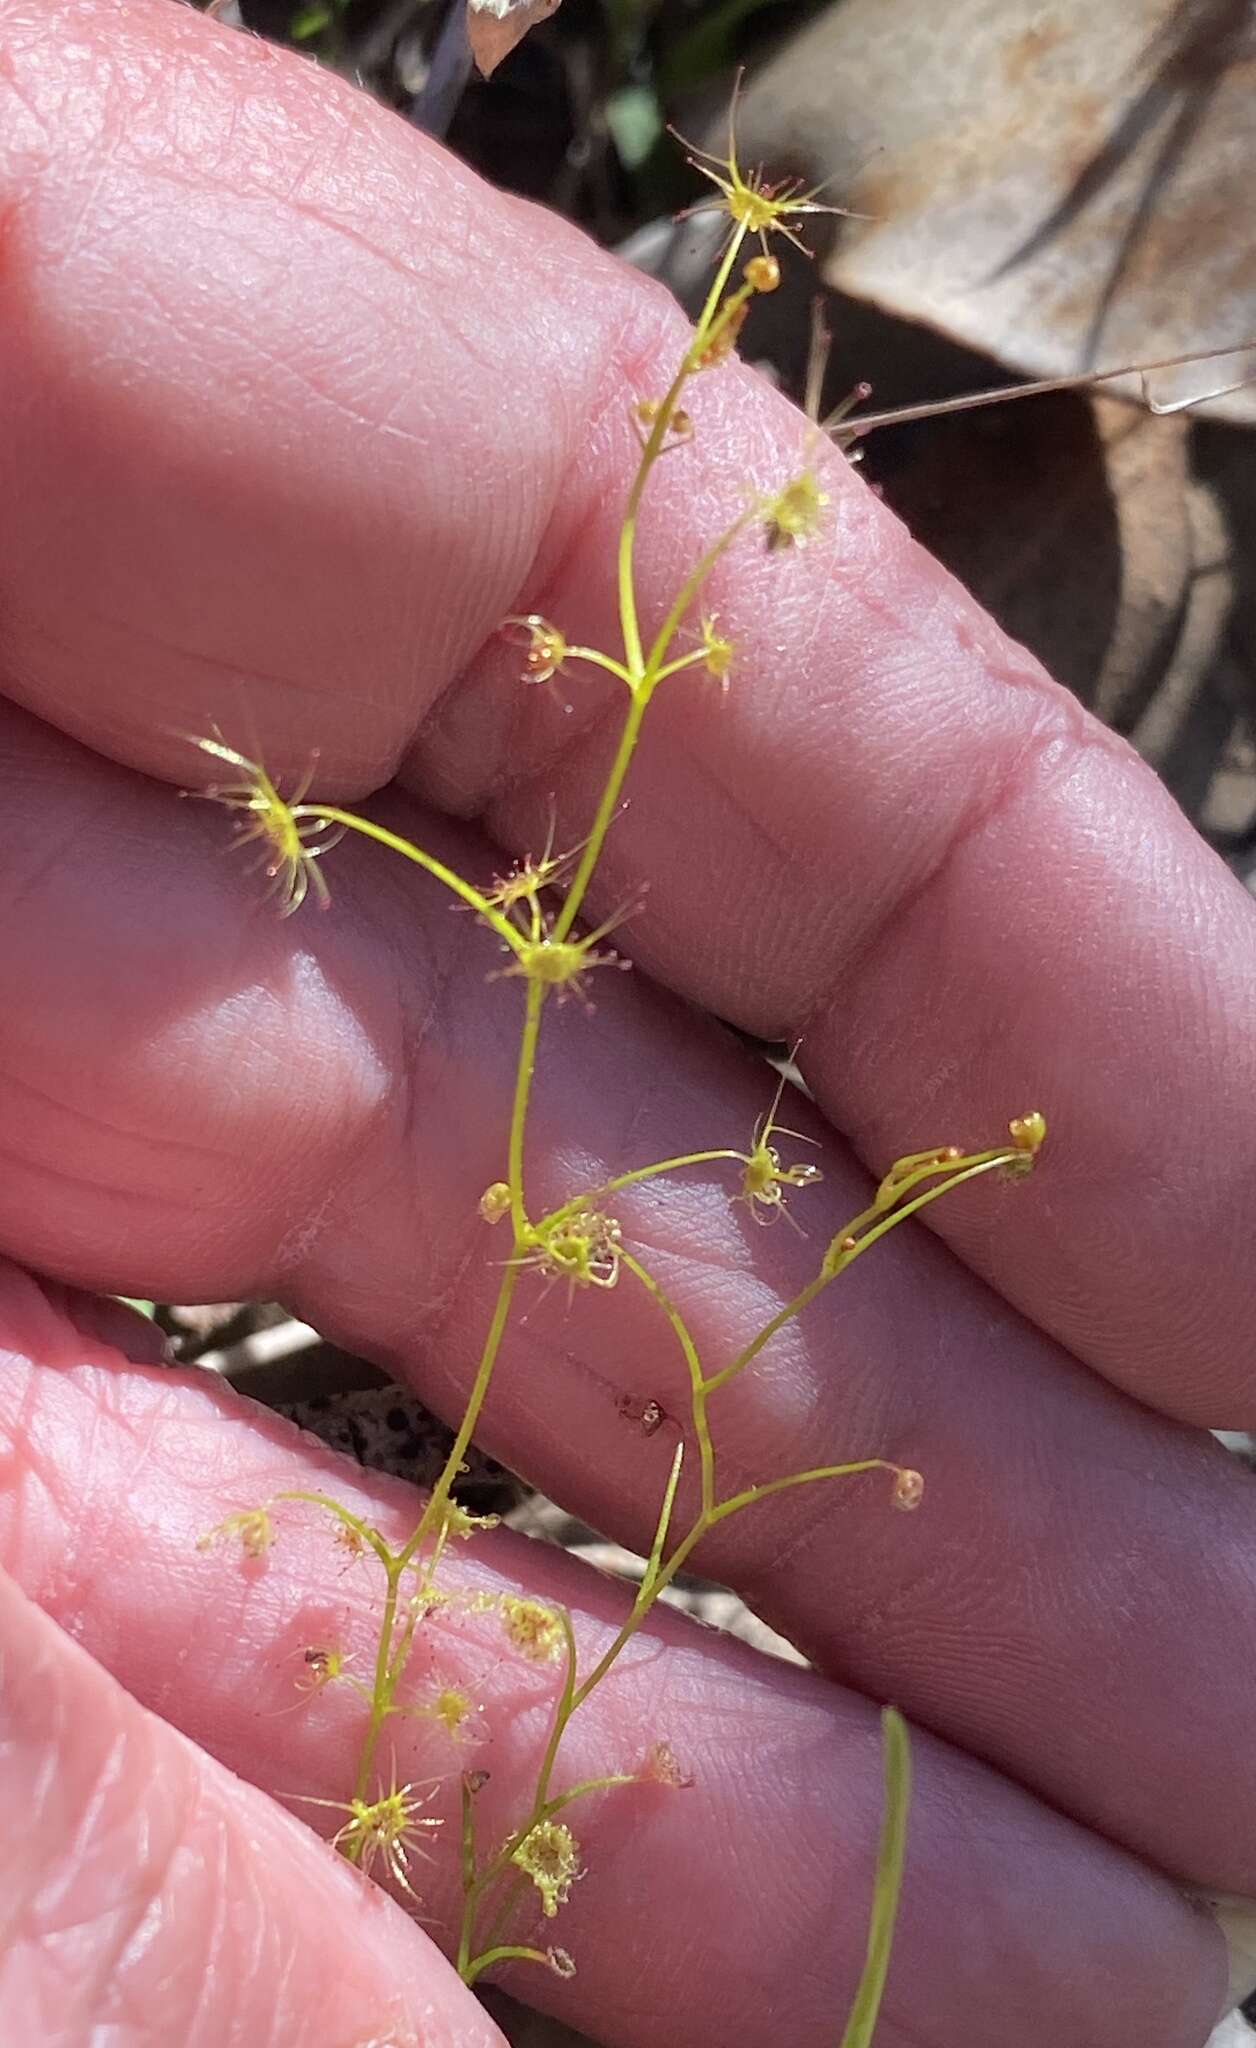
[2,703,1256,1903]
[0,700,1245,1900]
[0,1285,1228,2048]
[25,1280,173,1365]
[2,1,1256,1430]
[0,1569,505,2048]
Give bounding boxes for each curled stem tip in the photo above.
[182,733,342,915]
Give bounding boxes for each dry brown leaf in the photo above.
[466,0,562,79]
[859,347,1195,715]
[727,0,1256,423]
[1086,396,1196,731]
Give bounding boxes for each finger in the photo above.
[0,1569,503,2048]
[1,710,1254,1912]
[28,1278,172,1366]
[2,0,1255,1424]
[0,1277,1228,2048]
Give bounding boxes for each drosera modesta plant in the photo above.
[181,88,1252,2042]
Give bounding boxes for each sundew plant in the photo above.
[187,108,1049,2046]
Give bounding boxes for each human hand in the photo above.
[1,4,1254,2045]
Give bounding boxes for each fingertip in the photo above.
[0,1562,508,2048]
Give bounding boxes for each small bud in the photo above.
[417,1685,480,1740]
[699,614,735,686]
[1008,1111,1047,1154]
[634,397,692,441]
[197,1505,275,1559]
[502,931,629,1008]
[639,1739,694,1789]
[500,615,568,685]
[324,1776,440,1897]
[1002,1110,1047,1180]
[510,1818,582,1918]
[464,1768,491,1795]
[892,1467,924,1512]
[183,733,337,917]
[296,1644,351,1695]
[498,1595,565,1662]
[440,1500,501,1540]
[522,1209,622,1291]
[741,1122,823,1221]
[547,1947,577,1980]
[744,253,781,292]
[696,299,748,370]
[762,469,829,550]
[479,1180,511,1224]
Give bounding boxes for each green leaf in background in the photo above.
[290,2,334,39]
[606,83,664,171]
[838,1706,911,2048]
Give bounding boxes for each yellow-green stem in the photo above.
[565,646,635,687]
[615,223,748,675]
[348,982,552,1827]
[295,806,523,954]
[644,500,759,678]
[564,495,754,947]
[508,979,545,1239]
[401,1259,521,1575]
[473,1872,533,1964]
[642,1441,685,1598]
[457,1442,897,1969]
[691,225,751,354]
[551,689,649,939]
[838,1708,912,2048]
[652,648,722,684]
[567,1454,889,1716]
[534,1149,741,1233]
[451,1148,1015,1952]
[466,1771,635,1920]
[402,981,546,1572]
[463,1945,551,1988]
[529,1607,580,1824]
[620,1250,714,1517]
[704,1268,829,1396]
[352,1022,548,1797]
[708,1459,893,1528]
[351,1557,403,1806]
[704,1150,1021,1396]
[274,1492,393,1571]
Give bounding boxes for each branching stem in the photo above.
[295,805,524,953]
[202,174,1048,2048]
